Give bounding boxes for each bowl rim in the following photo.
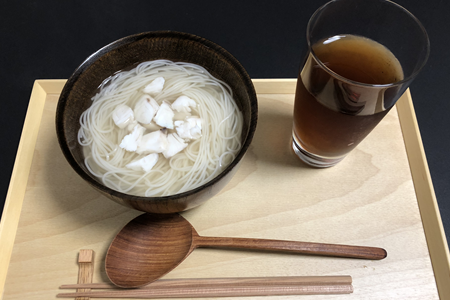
[55,30,258,202]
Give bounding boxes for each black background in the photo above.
[1,1,449,245]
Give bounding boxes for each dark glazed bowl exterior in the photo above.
[56,31,258,214]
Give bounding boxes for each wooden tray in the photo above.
[0,79,448,299]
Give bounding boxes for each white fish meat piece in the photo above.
[126,153,159,172]
[153,101,175,129]
[171,95,197,113]
[112,104,134,129]
[119,124,145,152]
[136,130,168,154]
[143,77,165,95]
[187,117,202,139]
[174,120,190,139]
[134,95,159,124]
[174,117,202,140]
[163,133,188,158]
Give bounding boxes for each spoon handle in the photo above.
[194,236,386,260]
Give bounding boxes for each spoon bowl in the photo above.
[106,213,387,288]
[105,214,195,288]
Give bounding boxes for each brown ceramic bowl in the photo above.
[56,31,257,214]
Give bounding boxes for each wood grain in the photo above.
[57,285,353,298]
[0,80,441,299]
[0,81,49,293]
[60,275,353,289]
[193,235,386,259]
[58,275,353,298]
[396,89,450,299]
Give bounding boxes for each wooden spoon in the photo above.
[105,213,386,288]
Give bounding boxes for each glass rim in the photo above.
[306,0,430,88]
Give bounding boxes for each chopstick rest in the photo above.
[76,249,94,300]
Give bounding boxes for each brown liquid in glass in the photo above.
[293,35,403,158]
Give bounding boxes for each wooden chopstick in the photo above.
[60,275,352,289]
[57,285,353,298]
[58,276,353,298]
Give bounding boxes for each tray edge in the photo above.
[0,79,66,297]
[396,89,450,299]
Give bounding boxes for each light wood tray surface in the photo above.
[0,79,448,299]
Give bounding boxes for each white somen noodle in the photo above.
[78,60,243,197]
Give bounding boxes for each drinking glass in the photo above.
[292,0,430,167]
